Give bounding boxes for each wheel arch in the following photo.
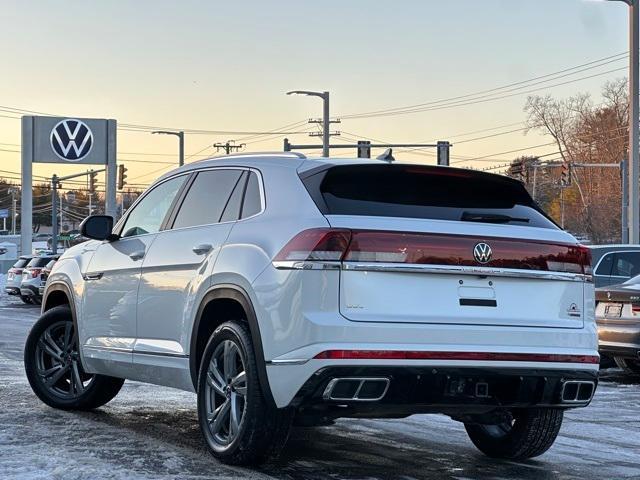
[42,281,78,325]
[190,284,275,407]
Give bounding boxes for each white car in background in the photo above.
[24,154,598,466]
[5,255,34,304]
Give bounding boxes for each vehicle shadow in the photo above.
[75,405,565,480]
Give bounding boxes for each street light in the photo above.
[151,130,185,167]
[287,90,330,157]
[605,0,639,243]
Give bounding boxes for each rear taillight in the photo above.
[274,229,591,275]
[274,228,351,262]
[29,269,42,278]
[632,304,640,316]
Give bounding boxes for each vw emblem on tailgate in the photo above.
[473,242,493,264]
[50,119,93,161]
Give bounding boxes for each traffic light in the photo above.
[118,164,128,190]
[88,170,98,193]
[561,160,571,186]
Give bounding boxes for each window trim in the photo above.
[113,172,192,239]
[162,166,266,233]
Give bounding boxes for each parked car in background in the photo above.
[5,255,34,303]
[590,245,640,287]
[596,275,640,375]
[38,258,58,297]
[19,255,58,305]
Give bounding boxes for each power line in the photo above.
[339,52,628,119]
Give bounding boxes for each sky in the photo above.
[0,0,632,189]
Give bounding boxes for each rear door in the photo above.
[134,168,248,385]
[301,163,590,329]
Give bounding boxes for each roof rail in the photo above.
[199,151,307,161]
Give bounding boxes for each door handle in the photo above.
[83,272,104,281]
[192,243,213,255]
[129,250,145,261]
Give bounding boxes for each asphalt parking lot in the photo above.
[1,294,639,480]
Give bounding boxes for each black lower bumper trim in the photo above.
[292,366,598,417]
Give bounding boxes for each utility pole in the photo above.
[608,0,640,242]
[214,140,245,155]
[622,158,630,243]
[287,90,336,157]
[151,130,185,166]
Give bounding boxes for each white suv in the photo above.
[24,153,598,465]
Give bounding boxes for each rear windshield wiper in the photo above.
[461,211,530,224]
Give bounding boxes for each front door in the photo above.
[81,174,188,377]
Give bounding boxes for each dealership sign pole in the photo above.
[21,116,117,255]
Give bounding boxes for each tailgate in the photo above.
[328,215,588,329]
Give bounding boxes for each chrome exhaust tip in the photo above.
[560,380,595,403]
[323,377,390,402]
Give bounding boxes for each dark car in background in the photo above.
[596,275,640,375]
[38,257,58,297]
[590,245,640,288]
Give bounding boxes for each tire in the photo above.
[20,295,32,304]
[465,408,563,459]
[197,320,292,465]
[24,305,125,410]
[614,356,640,374]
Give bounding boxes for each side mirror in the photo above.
[80,215,117,241]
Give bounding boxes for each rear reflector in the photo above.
[313,350,600,364]
[274,228,592,275]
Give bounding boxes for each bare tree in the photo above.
[523,80,628,243]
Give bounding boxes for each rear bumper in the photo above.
[4,286,20,295]
[598,321,640,360]
[20,284,39,297]
[287,366,597,420]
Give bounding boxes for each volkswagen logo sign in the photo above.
[473,242,493,264]
[50,119,93,162]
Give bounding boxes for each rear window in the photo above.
[13,258,30,269]
[301,164,557,229]
[27,257,53,268]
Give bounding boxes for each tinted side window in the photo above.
[611,252,640,278]
[173,169,243,229]
[595,253,614,276]
[121,175,186,238]
[241,172,262,219]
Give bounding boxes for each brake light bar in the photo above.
[314,350,600,364]
[274,228,592,275]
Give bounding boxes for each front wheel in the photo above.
[24,305,125,410]
[614,356,640,374]
[197,320,292,465]
[464,408,563,459]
